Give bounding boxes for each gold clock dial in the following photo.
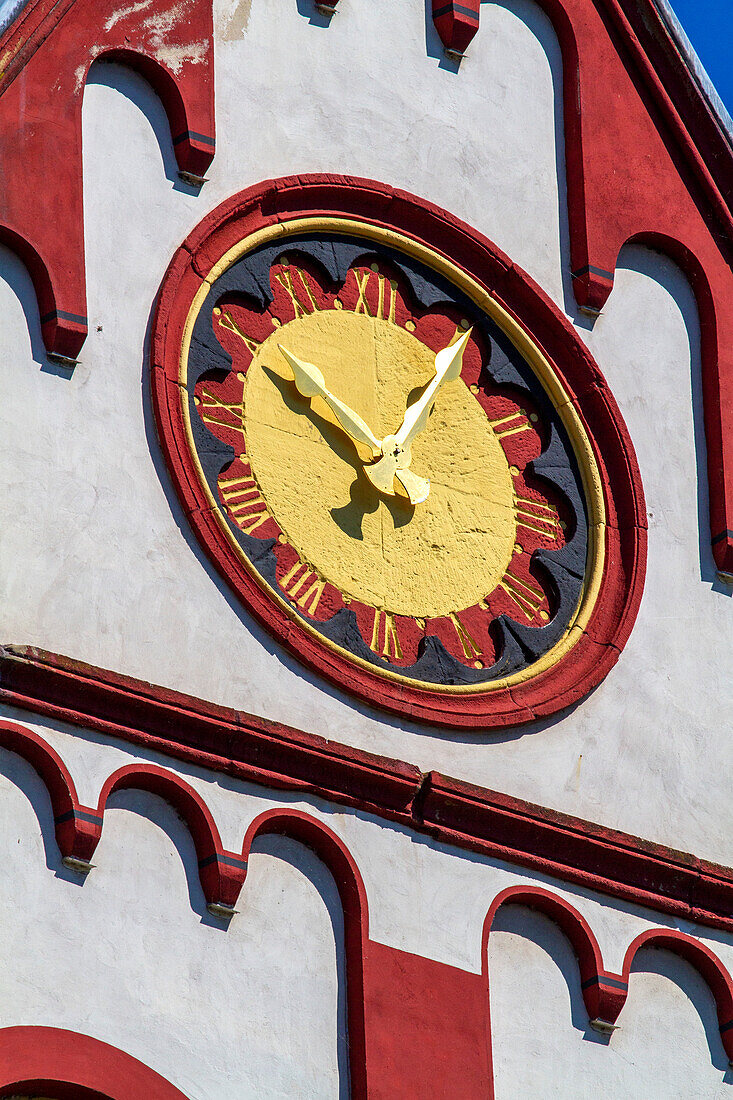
[244,309,516,619]
[185,227,597,689]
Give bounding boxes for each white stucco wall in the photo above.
[0,0,730,870]
[0,715,731,1096]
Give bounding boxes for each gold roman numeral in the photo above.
[199,386,244,432]
[489,411,531,439]
[353,269,397,323]
[513,494,561,539]
[220,473,270,535]
[279,560,326,616]
[370,609,403,660]
[449,611,482,659]
[499,569,545,622]
[274,266,320,318]
[215,307,261,357]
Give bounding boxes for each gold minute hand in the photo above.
[395,328,472,448]
[364,328,472,503]
[278,345,382,458]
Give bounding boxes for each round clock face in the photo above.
[152,179,645,727]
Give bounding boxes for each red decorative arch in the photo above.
[622,929,733,1063]
[97,763,246,913]
[0,0,215,361]
[0,719,102,867]
[241,808,369,1099]
[483,886,628,1028]
[0,1026,188,1099]
[151,173,646,728]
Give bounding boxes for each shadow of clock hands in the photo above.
[263,364,417,538]
[330,479,380,540]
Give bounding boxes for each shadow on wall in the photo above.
[250,833,351,1099]
[614,243,721,593]
[86,60,204,198]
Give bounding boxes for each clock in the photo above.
[151,176,646,728]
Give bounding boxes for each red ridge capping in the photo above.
[0,0,215,360]
[0,1025,189,1098]
[2,646,733,934]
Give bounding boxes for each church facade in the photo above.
[0,0,732,1096]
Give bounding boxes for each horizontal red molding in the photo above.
[1,644,732,932]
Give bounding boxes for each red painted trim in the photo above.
[1,733,731,1094]
[622,929,733,1063]
[0,0,729,568]
[151,174,646,728]
[483,887,627,1026]
[482,889,733,1094]
[98,764,246,910]
[0,719,101,863]
[432,0,480,58]
[2,685,733,936]
[0,1026,188,1099]
[0,0,215,359]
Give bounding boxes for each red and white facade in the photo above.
[0,0,732,1096]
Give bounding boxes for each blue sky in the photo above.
[672,0,733,117]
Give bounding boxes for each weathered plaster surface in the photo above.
[0,0,730,873]
[0,715,731,1094]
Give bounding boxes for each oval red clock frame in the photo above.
[151,174,646,728]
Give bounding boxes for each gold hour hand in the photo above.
[279,345,382,458]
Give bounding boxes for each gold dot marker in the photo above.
[530,412,539,423]
[271,316,281,327]
[277,533,287,543]
[194,395,201,405]
[514,543,523,554]
[279,255,289,266]
[461,318,471,330]
[334,298,343,309]
[390,279,398,290]
[416,618,425,629]
[473,661,483,669]
[470,383,479,394]
[479,600,488,610]
[213,306,221,316]
[540,610,549,621]
[405,320,416,332]
[560,520,567,531]
[238,453,246,461]
[370,262,379,273]
[237,371,245,381]
[509,465,519,476]
[343,596,351,605]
